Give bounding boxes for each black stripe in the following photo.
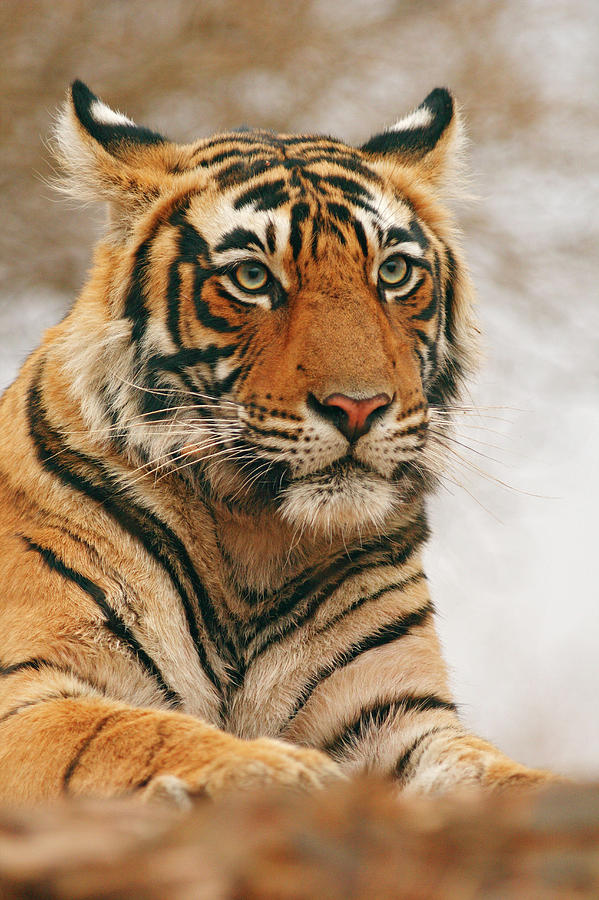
[195,265,242,333]
[397,422,427,439]
[246,423,300,442]
[0,693,73,727]
[412,291,437,322]
[328,221,347,246]
[394,730,437,780]
[245,517,429,664]
[194,148,249,168]
[443,244,458,345]
[288,597,432,722]
[353,219,369,257]
[251,516,429,639]
[147,344,236,375]
[215,228,265,254]
[216,158,274,189]
[123,201,183,347]
[26,370,226,694]
[290,202,310,260]
[233,345,265,393]
[310,206,324,259]
[189,135,272,155]
[266,222,276,254]
[166,262,183,346]
[323,694,458,756]
[385,226,415,247]
[390,276,426,304]
[233,179,289,211]
[327,202,351,223]
[277,136,344,149]
[124,236,154,345]
[319,174,374,201]
[394,725,459,781]
[415,327,433,348]
[275,156,307,169]
[131,724,170,791]
[0,657,107,695]
[166,207,212,347]
[427,256,442,381]
[345,197,380,217]
[1,658,59,677]
[23,537,182,708]
[62,711,124,791]
[310,573,427,642]
[427,357,463,408]
[405,257,432,275]
[213,282,252,308]
[384,220,429,253]
[413,345,426,380]
[407,217,429,250]
[305,154,381,181]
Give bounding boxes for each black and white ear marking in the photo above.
[361,88,456,162]
[70,80,166,152]
[52,81,176,239]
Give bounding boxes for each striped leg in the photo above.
[395,729,554,792]
[315,698,554,792]
[247,543,556,793]
[0,679,341,805]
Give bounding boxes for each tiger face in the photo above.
[54,82,477,535]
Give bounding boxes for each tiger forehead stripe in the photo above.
[233,179,290,211]
[186,137,385,204]
[214,228,265,254]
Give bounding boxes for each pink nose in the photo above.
[322,392,392,442]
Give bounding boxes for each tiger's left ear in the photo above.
[53,81,180,238]
[361,88,464,188]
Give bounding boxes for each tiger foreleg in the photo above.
[0,695,342,805]
[395,727,557,793]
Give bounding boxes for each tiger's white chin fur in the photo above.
[278,469,398,534]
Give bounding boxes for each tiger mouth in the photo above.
[241,451,411,494]
[296,456,373,481]
[294,457,421,490]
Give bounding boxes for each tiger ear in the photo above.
[52,81,176,238]
[361,88,464,188]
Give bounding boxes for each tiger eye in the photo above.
[378,255,410,286]
[233,261,269,292]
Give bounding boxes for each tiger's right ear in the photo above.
[53,81,181,237]
[361,88,465,190]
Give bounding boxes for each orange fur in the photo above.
[0,82,554,805]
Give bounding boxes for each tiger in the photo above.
[0,80,554,805]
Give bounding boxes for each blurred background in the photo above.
[1,0,597,777]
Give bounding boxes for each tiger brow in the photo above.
[384,222,429,252]
[214,228,265,254]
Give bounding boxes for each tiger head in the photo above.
[53,81,477,536]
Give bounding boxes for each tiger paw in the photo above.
[141,737,343,805]
[482,759,562,790]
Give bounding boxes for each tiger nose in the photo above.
[319,392,392,442]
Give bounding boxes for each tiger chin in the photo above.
[0,80,557,807]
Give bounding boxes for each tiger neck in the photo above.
[208,496,427,596]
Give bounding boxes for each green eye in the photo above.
[233,261,269,292]
[379,255,410,286]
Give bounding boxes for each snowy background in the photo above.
[1,0,597,776]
